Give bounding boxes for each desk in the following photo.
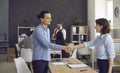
[49,58,97,73]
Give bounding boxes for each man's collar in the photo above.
[39,24,48,31]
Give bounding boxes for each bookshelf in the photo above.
[17,26,35,43]
[70,26,88,44]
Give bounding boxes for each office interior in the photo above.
[0,0,120,73]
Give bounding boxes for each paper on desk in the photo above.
[52,62,68,65]
[67,63,88,68]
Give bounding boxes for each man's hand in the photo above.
[51,36,56,41]
[63,46,73,53]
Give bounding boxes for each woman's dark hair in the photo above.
[37,10,51,19]
[95,18,110,34]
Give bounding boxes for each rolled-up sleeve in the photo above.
[105,35,115,59]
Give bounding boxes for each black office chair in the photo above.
[77,48,91,65]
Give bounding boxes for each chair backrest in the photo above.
[14,57,31,73]
[21,48,33,62]
[77,48,91,55]
[15,43,21,57]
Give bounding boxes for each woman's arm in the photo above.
[72,44,85,50]
[72,38,97,50]
[108,58,114,73]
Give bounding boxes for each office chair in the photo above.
[77,48,91,65]
[14,57,31,73]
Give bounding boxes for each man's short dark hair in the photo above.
[37,10,50,19]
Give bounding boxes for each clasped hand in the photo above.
[64,46,74,53]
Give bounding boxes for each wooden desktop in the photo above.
[49,58,97,73]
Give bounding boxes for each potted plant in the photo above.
[74,19,82,25]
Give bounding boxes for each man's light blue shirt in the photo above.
[32,24,62,61]
[85,34,115,59]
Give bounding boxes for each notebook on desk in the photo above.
[51,58,68,65]
[52,61,68,65]
[67,63,88,68]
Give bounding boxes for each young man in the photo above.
[32,10,72,73]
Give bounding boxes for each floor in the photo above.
[0,54,120,73]
[0,54,17,73]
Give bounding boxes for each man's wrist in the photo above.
[61,46,66,50]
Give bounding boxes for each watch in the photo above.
[114,7,119,17]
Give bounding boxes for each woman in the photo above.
[73,18,115,73]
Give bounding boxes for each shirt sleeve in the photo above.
[62,29,66,40]
[34,28,62,50]
[105,35,115,59]
[84,39,97,48]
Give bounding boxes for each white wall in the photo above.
[95,0,107,19]
[87,0,95,40]
[113,0,120,26]
[88,0,108,40]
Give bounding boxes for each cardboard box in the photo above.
[7,48,16,62]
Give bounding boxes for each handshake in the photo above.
[62,44,85,53]
[62,44,84,53]
[62,46,74,53]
